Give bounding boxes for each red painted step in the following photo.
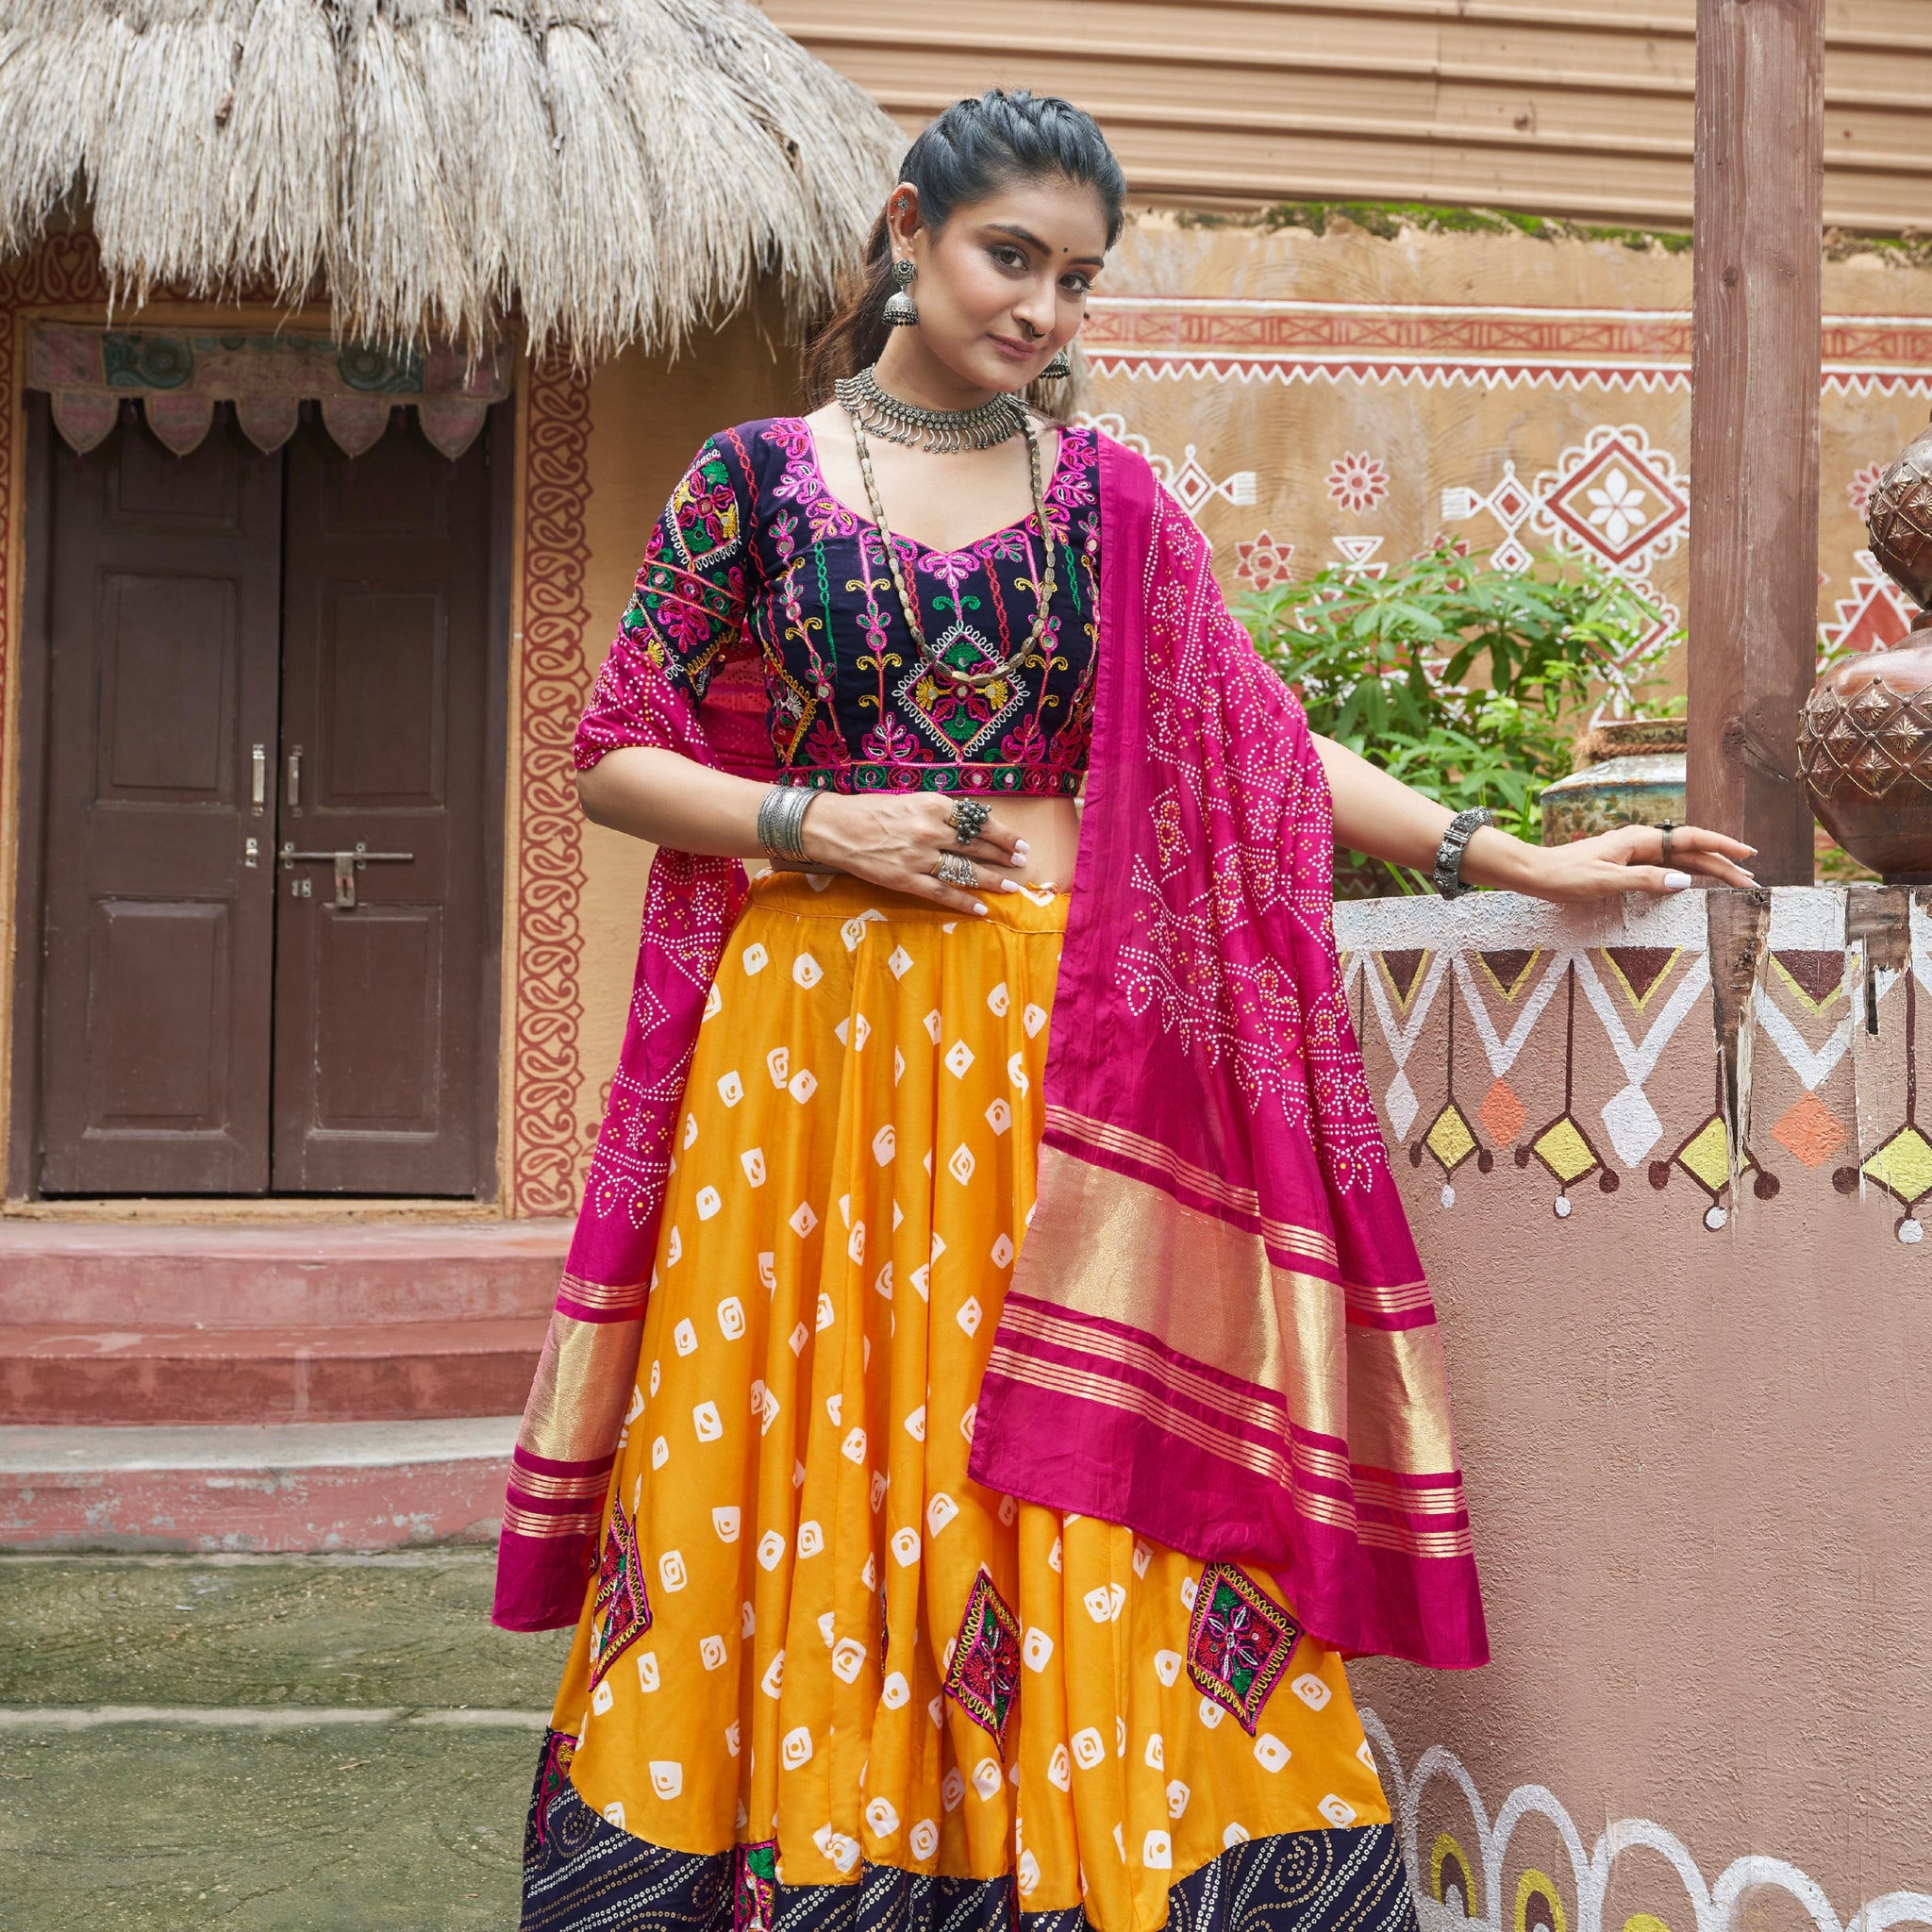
[0,1220,569,1426]
[3,1317,551,1424]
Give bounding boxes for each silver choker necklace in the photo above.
[832,365,1028,454]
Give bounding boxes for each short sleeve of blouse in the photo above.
[574,435,758,769]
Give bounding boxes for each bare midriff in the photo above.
[994,793,1084,891]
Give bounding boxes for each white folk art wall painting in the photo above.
[1363,1714,1932,1932]
[1081,291,1932,712]
[1332,889,1932,1243]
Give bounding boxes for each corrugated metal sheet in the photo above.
[758,0,1932,231]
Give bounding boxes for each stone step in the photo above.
[1,1318,549,1424]
[0,1416,522,1552]
[0,1219,571,1325]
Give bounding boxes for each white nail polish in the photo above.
[1013,841,1031,857]
[974,901,990,916]
[999,879,1020,893]
[1663,870,1694,890]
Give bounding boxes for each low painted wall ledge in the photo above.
[1333,882,1927,1238]
[1333,884,1932,1932]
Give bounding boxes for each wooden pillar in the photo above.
[1687,0,1825,884]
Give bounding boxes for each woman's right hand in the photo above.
[798,792,1029,915]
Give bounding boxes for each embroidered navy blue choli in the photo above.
[613,417,1102,795]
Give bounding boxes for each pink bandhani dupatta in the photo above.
[965,434,1486,1669]
[493,431,1487,1671]
[490,646,765,1633]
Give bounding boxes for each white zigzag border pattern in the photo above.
[1360,1710,1932,1932]
[1084,358,1932,397]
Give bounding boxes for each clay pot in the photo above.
[1865,418,1932,607]
[1798,624,1932,881]
[1796,408,1932,881]
[1540,717,1688,845]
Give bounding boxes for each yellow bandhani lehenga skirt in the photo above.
[523,874,1414,1932]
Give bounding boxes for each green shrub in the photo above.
[1236,542,1678,894]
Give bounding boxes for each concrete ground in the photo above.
[0,1550,573,1928]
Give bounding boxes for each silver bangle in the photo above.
[756,784,816,862]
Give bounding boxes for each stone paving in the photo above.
[0,1551,573,1927]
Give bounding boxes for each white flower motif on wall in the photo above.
[1531,423,1688,575]
[1440,431,1685,716]
[1235,530,1296,590]
[1583,465,1648,547]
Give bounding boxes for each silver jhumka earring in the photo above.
[882,259,918,327]
[1041,347,1073,379]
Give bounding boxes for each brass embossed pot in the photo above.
[1800,413,1932,881]
[1540,718,1687,845]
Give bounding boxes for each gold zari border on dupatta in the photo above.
[556,1273,649,1317]
[1044,1104,1340,1267]
[1009,1147,1465,1497]
[516,1313,646,1469]
[503,1503,602,1539]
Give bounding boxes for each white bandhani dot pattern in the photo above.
[551,875,1390,1902]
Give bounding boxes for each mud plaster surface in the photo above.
[1340,889,1932,1910]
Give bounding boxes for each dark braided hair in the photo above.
[801,90,1127,408]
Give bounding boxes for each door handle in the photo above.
[286,746,302,813]
[250,743,266,813]
[279,842,414,909]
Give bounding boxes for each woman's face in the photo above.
[889,175,1110,395]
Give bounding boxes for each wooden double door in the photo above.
[31,404,500,1196]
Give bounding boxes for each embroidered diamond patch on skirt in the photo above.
[943,1565,1022,1744]
[733,1839,778,1932]
[1185,1562,1301,1734]
[587,1490,651,1689]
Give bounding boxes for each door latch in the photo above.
[279,841,414,909]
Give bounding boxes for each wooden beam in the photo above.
[1687,0,1824,885]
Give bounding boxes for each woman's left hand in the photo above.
[1499,821,1757,904]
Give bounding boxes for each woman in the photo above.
[500,90,1754,1932]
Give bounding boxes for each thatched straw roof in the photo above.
[0,0,904,358]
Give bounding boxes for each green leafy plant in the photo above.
[1236,542,1679,895]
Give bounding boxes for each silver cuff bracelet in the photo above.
[1432,806,1491,899]
[756,784,817,863]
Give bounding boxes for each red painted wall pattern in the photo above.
[508,354,592,1216]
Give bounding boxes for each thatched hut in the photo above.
[0,0,898,1241]
[0,0,899,358]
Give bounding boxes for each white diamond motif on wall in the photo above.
[1075,412,1257,512]
[1532,423,1689,575]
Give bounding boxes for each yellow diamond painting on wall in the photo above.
[1826,957,1931,1245]
[1512,962,1615,1220]
[1647,1105,1770,1232]
[1531,1116,1597,1186]
[1426,1102,1477,1173]
[1406,968,1499,1209]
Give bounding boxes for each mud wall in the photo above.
[1335,884,1932,1932]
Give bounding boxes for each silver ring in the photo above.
[933,852,978,888]
[1659,819,1675,866]
[949,799,991,847]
